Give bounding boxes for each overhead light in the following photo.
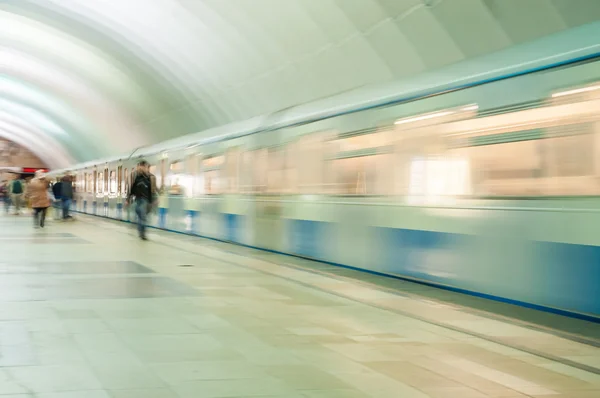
[395,111,454,125]
[552,85,600,98]
[461,104,478,111]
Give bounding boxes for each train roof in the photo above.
[53,21,600,173]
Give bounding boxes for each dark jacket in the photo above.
[127,171,157,202]
[61,179,73,199]
[52,182,63,200]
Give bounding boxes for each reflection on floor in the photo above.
[0,212,598,398]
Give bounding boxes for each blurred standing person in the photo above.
[126,160,157,240]
[61,174,74,220]
[0,181,8,213]
[52,177,63,220]
[8,175,24,215]
[27,171,51,228]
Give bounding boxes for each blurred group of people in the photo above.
[0,161,157,238]
[0,171,74,228]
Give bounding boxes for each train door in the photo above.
[107,163,118,217]
[253,144,285,251]
[164,157,187,231]
[197,149,225,239]
[102,164,109,216]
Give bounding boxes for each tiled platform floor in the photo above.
[0,213,599,398]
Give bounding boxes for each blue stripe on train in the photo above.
[186,210,199,234]
[224,213,239,243]
[158,208,167,229]
[290,219,325,260]
[376,227,600,317]
[68,208,600,320]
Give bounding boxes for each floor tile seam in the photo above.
[361,358,531,398]
[3,337,105,394]
[2,369,35,396]
[80,216,600,376]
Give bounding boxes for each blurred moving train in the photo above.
[49,27,600,320]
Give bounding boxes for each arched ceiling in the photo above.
[2,0,600,169]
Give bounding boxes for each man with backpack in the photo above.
[52,178,63,220]
[61,174,74,220]
[126,160,157,240]
[8,176,24,214]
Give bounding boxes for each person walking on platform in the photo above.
[61,174,74,220]
[8,175,24,215]
[0,181,9,213]
[126,160,157,240]
[52,178,63,220]
[27,171,51,228]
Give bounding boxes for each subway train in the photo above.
[48,37,600,321]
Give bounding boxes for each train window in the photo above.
[185,155,197,197]
[465,138,541,196]
[86,173,93,193]
[407,156,471,202]
[447,108,600,196]
[109,170,117,194]
[331,130,387,153]
[96,171,103,194]
[194,154,203,196]
[202,155,224,195]
[295,133,328,194]
[267,146,286,193]
[225,147,240,193]
[122,168,128,197]
[203,155,224,169]
[541,123,597,195]
[283,141,298,193]
[148,165,159,193]
[71,173,77,193]
[328,130,393,195]
[545,124,594,177]
[166,161,187,196]
[117,166,122,194]
[239,151,253,193]
[252,148,268,193]
[244,146,290,193]
[104,168,109,192]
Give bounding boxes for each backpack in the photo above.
[52,182,63,199]
[12,180,22,194]
[132,173,151,199]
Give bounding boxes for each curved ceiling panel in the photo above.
[0,114,73,168]
[2,0,600,166]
